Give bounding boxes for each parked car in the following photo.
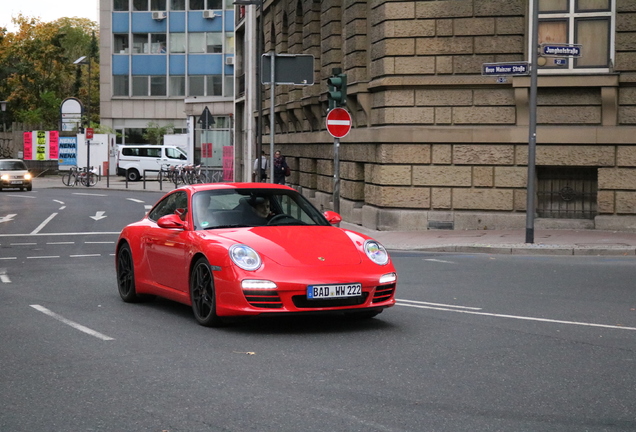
[116,144,188,181]
[115,183,397,326]
[0,159,32,191]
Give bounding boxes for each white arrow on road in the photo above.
[90,211,107,221]
[0,214,17,224]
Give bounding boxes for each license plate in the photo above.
[307,283,362,300]
[10,180,22,184]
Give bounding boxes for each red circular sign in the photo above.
[326,108,352,138]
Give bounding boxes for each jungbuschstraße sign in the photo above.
[482,62,530,76]
[541,44,582,57]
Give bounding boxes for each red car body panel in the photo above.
[117,183,397,318]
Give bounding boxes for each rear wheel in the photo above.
[126,169,140,182]
[62,172,72,186]
[190,257,224,327]
[117,243,153,302]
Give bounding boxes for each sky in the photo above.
[0,0,99,30]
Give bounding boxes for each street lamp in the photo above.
[234,0,264,181]
[74,55,92,186]
[0,101,7,132]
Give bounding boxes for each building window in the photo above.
[189,32,224,53]
[114,34,129,53]
[208,0,222,9]
[224,0,234,9]
[207,75,222,95]
[225,33,234,52]
[132,33,167,53]
[171,0,186,10]
[189,33,206,53]
[170,33,186,53]
[133,0,148,11]
[189,76,205,95]
[114,0,129,11]
[224,75,233,97]
[132,76,149,96]
[151,34,167,53]
[150,76,167,95]
[190,0,204,10]
[113,75,129,96]
[151,0,166,10]
[206,33,222,53]
[170,76,186,96]
[535,0,613,72]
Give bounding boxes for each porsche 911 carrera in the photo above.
[115,183,397,326]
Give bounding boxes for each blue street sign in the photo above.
[482,62,530,76]
[553,58,567,66]
[541,44,582,57]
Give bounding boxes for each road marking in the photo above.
[424,258,455,264]
[73,193,108,197]
[7,195,35,199]
[30,213,58,235]
[0,214,17,224]
[30,305,114,341]
[397,299,482,310]
[70,254,102,258]
[85,241,115,244]
[127,198,144,203]
[59,206,66,210]
[53,200,65,205]
[0,231,119,238]
[0,270,10,283]
[26,256,60,259]
[90,211,107,221]
[10,242,37,246]
[47,241,75,245]
[396,301,636,331]
[0,257,17,260]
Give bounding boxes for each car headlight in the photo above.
[364,240,389,265]
[0,174,8,181]
[229,244,262,271]
[24,173,32,180]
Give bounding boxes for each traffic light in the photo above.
[327,69,347,110]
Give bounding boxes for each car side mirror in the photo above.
[157,214,186,229]
[323,210,342,225]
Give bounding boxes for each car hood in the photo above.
[204,226,364,267]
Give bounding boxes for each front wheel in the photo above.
[117,243,153,303]
[62,172,72,186]
[190,257,224,327]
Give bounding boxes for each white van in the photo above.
[116,145,188,181]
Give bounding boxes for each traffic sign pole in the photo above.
[333,137,340,215]
[325,108,352,216]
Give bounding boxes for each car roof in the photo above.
[185,182,295,193]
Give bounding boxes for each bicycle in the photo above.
[62,166,98,187]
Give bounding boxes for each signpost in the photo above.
[541,43,582,57]
[482,62,530,76]
[326,107,352,215]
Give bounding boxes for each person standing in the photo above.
[253,150,268,182]
[273,150,289,185]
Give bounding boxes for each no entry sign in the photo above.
[326,108,352,138]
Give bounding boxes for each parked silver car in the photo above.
[0,159,32,191]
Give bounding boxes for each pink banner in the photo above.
[49,131,59,160]
[223,146,233,181]
[23,132,33,160]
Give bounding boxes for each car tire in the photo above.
[126,169,140,182]
[117,243,153,303]
[26,184,32,191]
[190,257,225,327]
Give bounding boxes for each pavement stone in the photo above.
[31,175,636,256]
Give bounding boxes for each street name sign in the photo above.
[541,44,582,57]
[482,62,530,76]
[326,108,352,138]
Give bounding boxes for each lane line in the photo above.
[127,198,144,203]
[397,299,482,310]
[72,193,108,197]
[10,242,37,246]
[85,241,115,244]
[53,200,65,205]
[0,232,119,238]
[70,254,102,258]
[396,302,636,331]
[26,256,60,259]
[47,242,75,245]
[0,257,17,260]
[30,305,114,341]
[424,258,455,264]
[7,195,35,199]
[30,213,58,235]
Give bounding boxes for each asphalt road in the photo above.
[1,187,635,431]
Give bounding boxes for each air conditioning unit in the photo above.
[152,11,167,20]
[203,10,221,19]
[225,56,234,66]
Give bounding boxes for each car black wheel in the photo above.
[117,243,152,302]
[26,184,32,191]
[190,257,224,327]
[126,169,140,182]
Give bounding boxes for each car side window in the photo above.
[149,191,188,221]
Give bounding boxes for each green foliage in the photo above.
[143,122,175,145]
[0,15,99,129]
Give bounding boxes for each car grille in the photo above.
[372,283,396,303]
[243,290,283,309]
[292,292,369,309]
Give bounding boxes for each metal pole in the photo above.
[525,0,539,243]
[333,138,340,214]
[86,57,91,187]
[269,52,275,182]
[255,1,264,182]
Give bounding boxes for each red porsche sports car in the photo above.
[116,183,397,326]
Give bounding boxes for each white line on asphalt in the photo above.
[73,193,108,197]
[0,270,10,283]
[30,305,114,341]
[7,194,35,199]
[396,302,636,331]
[53,200,64,205]
[47,242,75,245]
[70,254,102,258]
[0,231,119,238]
[59,206,66,210]
[85,241,115,244]
[10,242,37,246]
[30,213,58,235]
[397,299,482,310]
[0,257,17,260]
[127,198,144,203]
[26,256,60,259]
[424,258,455,264]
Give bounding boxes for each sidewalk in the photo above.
[32,175,636,256]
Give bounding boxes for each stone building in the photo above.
[234,0,636,231]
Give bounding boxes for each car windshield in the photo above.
[192,188,330,230]
[0,160,27,170]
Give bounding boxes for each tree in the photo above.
[0,15,99,129]
[143,122,175,145]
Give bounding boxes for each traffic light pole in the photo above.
[333,137,340,214]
